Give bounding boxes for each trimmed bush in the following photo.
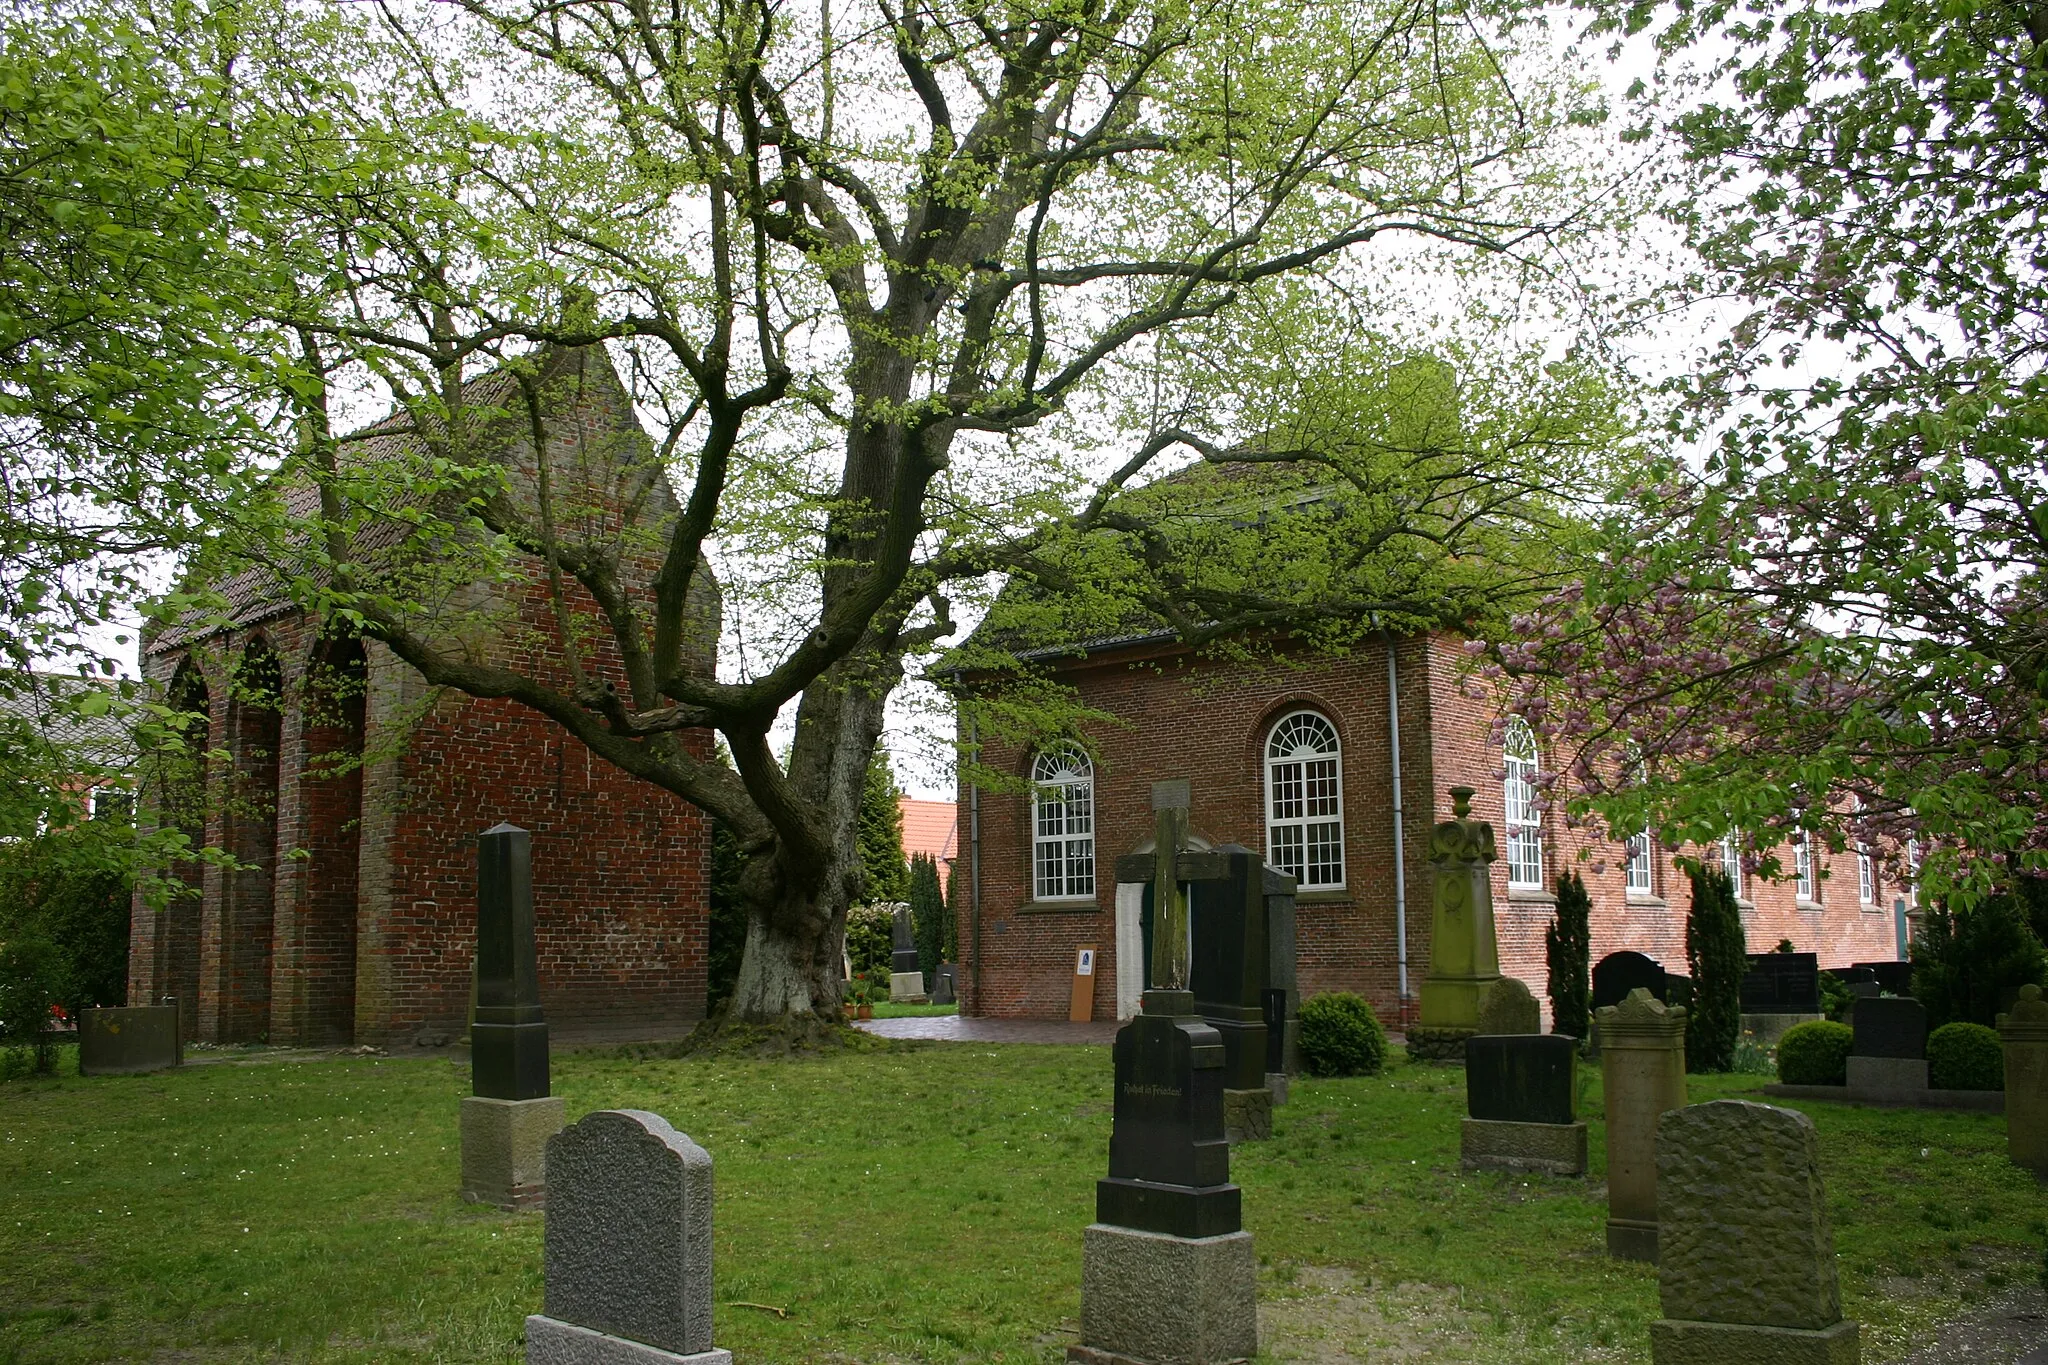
[1546,871,1591,1043]
[1685,864,1748,1072]
[1777,1019,1853,1085]
[1298,992,1386,1077]
[1927,1022,2005,1091]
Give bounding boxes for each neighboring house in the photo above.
[949,541,1906,1030]
[898,796,959,884]
[0,670,139,828]
[130,345,719,1048]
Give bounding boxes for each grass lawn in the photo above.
[868,1003,959,1019]
[1,1040,2040,1364]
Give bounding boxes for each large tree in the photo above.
[1488,0,2048,900]
[155,0,1634,1030]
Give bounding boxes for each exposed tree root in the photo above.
[603,1010,910,1062]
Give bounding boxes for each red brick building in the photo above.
[953,631,1908,1026]
[128,347,717,1047]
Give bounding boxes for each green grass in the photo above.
[0,1044,2038,1363]
[867,1002,959,1018]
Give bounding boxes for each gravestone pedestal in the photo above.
[464,1095,568,1209]
[1073,987,1257,1365]
[1460,1034,1586,1176]
[1649,1100,1859,1364]
[1599,989,1688,1262]
[1414,787,1501,1064]
[1999,984,2048,1176]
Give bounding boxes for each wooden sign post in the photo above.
[1070,945,1098,1023]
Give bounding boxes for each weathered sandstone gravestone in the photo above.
[1476,977,1541,1036]
[462,824,566,1209]
[1071,781,1257,1365]
[78,1003,181,1075]
[887,902,927,1003]
[1999,984,2047,1176]
[1598,988,1688,1262]
[1412,787,1502,1063]
[1650,1100,1860,1365]
[526,1110,730,1365]
[1461,1033,1585,1175]
[1846,996,1927,1097]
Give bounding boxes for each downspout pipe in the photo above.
[1382,624,1410,1007]
[968,715,983,1015]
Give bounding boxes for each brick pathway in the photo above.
[854,1015,1119,1044]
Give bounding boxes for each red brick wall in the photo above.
[957,632,1908,1026]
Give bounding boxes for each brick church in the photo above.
[952,589,1908,1031]
[128,346,717,1048]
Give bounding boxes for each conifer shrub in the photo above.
[1685,864,1747,1072]
[1546,870,1591,1043]
[1298,992,1386,1077]
[1927,1022,2005,1091]
[909,853,946,980]
[1777,1019,1853,1085]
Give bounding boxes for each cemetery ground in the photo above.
[1,1042,2041,1365]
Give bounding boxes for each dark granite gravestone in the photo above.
[1592,952,1666,1011]
[1741,953,1821,1014]
[1188,846,1271,1097]
[931,962,957,1005]
[474,823,549,1101]
[1467,1035,1578,1126]
[1854,961,1914,995]
[1096,991,1242,1238]
[1851,996,1926,1059]
[1264,867,1300,1076]
[891,903,919,976]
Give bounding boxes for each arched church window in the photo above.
[1265,711,1344,889]
[1031,745,1095,900]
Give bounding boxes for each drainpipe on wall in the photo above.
[968,715,983,1015]
[1384,627,1411,1012]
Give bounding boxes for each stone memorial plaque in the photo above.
[1467,1034,1578,1126]
[541,1110,718,1358]
[1655,1100,1845,1333]
[1592,952,1665,1012]
[1850,996,1925,1059]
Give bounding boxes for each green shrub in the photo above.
[1913,895,2046,1028]
[0,934,67,1075]
[845,903,894,978]
[704,819,747,1014]
[1777,1019,1853,1085]
[1927,1022,2004,1091]
[1817,970,1854,1022]
[1685,864,1747,1072]
[1546,871,1591,1043]
[1298,992,1386,1077]
[909,853,946,980]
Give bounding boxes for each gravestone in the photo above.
[1264,865,1300,1100]
[1650,1100,1860,1364]
[930,962,957,1006]
[1412,787,1502,1062]
[525,1109,730,1365]
[1190,846,1273,1142]
[1476,977,1541,1036]
[889,903,927,1003]
[1741,953,1820,1014]
[1461,1034,1586,1175]
[1847,996,1927,1096]
[1593,952,1667,1011]
[1852,961,1913,995]
[78,1004,181,1075]
[1599,988,1688,1262]
[1998,984,2047,1176]
[1071,780,1257,1365]
[463,824,566,1209]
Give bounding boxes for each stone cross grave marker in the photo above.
[1650,1100,1859,1364]
[1847,996,1926,1096]
[1070,779,1258,1365]
[463,824,565,1209]
[526,1109,730,1365]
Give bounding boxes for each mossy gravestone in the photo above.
[2000,984,2048,1176]
[1650,1100,1859,1364]
[1413,786,1501,1061]
[1476,977,1540,1036]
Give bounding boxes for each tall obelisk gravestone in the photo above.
[1070,781,1258,1365]
[461,823,567,1209]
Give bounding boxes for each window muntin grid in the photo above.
[1265,711,1344,889]
[1858,845,1877,904]
[1720,834,1745,899]
[1625,830,1654,896]
[1503,719,1543,889]
[1031,746,1095,901]
[1795,833,1817,902]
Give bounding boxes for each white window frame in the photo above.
[1625,829,1655,897]
[1031,745,1096,901]
[1720,833,1745,900]
[1858,843,1877,905]
[1264,710,1345,890]
[1794,832,1817,903]
[1905,838,1921,907]
[1503,719,1544,890]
